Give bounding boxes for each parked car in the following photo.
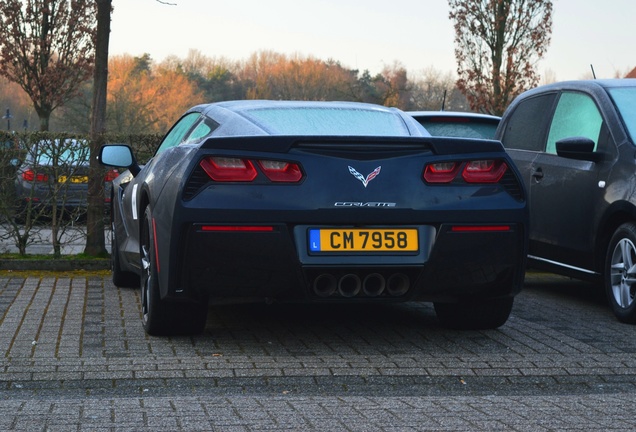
[496,79,636,323]
[409,111,501,139]
[14,139,118,220]
[100,100,528,336]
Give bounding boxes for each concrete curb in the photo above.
[0,259,110,271]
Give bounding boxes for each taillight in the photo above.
[104,169,119,182]
[451,225,511,232]
[462,160,507,183]
[201,225,274,232]
[258,160,302,182]
[423,159,507,184]
[22,169,49,182]
[423,162,461,183]
[199,156,303,183]
[200,157,257,182]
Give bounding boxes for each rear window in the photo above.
[416,118,499,139]
[242,107,411,136]
[28,141,89,166]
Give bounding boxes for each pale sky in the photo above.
[110,0,635,81]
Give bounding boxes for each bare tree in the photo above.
[85,0,111,256]
[448,0,553,115]
[0,0,97,131]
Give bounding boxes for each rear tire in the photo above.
[605,223,636,324]
[434,297,513,330]
[140,206,208,336]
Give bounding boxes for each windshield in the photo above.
[243,107,411,136]
[607,87,636,142]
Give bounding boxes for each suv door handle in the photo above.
[531,167,544,181]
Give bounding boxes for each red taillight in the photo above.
[200,225,274,232]
[22,169,49,182]
[423,159,507,184]
[200,157,257,182]
[423,162,461,183]
[451,225,511,232]
[462,160,507,183]
[104,169,119,182]
[258,160,303,182]
[199,156,303,183]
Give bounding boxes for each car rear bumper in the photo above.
[173,221,526,304]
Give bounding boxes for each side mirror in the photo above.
[99,144,140,176]
[555,137,603,162]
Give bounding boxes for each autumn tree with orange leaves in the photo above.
[448,0,552,115]
[107,54,202,134]
[0,0,97,131]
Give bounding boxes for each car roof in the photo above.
[512,79,636,100]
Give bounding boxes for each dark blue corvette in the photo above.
[99,100,528,335]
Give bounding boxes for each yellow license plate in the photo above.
[309,228,418,252]
[58,175,88,184]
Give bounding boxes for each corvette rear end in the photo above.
[100,101,527,335]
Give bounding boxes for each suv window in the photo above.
[546,92,602,154]
[500,93,557,151]
[607,87,636,142]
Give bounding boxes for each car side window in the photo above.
[546,92,602,154]
[155,112,200,156]
[500,93,557,151]
[182,118,219,144]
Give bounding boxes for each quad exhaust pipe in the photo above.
[312,272,410,298]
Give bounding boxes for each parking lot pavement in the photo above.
[0,271,635,431]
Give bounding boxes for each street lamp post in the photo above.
[2,108,13,131]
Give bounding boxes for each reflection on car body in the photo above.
[100,100,528,336]
[496,78,636,323]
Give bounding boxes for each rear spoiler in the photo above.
[199,135,505,156]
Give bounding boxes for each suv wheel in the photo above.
[606,223,636,323]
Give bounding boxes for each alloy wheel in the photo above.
[609,238,636,309]
[141,230,152,326]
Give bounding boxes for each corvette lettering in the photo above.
[334,202,396,207]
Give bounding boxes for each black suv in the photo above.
[496,79,636,323]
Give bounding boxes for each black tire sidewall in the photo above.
[141,206,162,334]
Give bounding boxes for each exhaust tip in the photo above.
[363,273,386,297]
[387,273,410,297]
[338,274,362,298]
[313,274,337,297]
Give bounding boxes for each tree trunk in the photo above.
[84,0,112,257]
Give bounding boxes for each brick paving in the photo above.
[0,271,635,431]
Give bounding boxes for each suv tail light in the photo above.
[104,169,119,182]
[22,169,49,182]
[424,159,508,184]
